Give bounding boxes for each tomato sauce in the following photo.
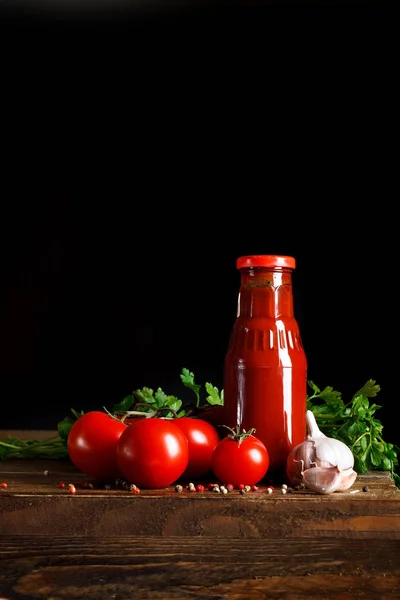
[223,255,307,478]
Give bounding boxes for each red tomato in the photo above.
[116,418,189,489]
[173,417,220,479]
[67,411,126,480]
[211,433,269,487]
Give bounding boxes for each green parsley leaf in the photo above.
[180,368,201,407]
[205,382,224,406]
[307,379,399,488]
[111,394,136,413]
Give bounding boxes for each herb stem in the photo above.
[0,440,24,450]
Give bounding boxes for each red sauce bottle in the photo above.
[223,255,307,478]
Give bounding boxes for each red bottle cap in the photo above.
[237,255,296,270]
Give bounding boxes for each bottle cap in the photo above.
[237,255,296,270]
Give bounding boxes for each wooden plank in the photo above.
[0,459,399,539]
[0,430,58,441]
[1,458,398,497]
[0,536,400,599]
[1,458,400,598]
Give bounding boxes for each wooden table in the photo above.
[1,457,400,599]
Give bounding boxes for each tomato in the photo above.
[211,432,269,487]
[67,411,127,480]
[173,417,220,479]
[116,418,189,489]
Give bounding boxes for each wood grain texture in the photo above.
[0,460,400,539]
[1,459,400,599]
[0,536,400,599]
[0,430,58,441]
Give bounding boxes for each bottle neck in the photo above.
[237,267,294,318]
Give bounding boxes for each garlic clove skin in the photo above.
[302,466,342,494]
[331,467,358,492]
[313,436,355,471]
[306,410,327,440]
[302,465,358,494]
[306,410,355,471]
[286,410,358,491]
[286,440,315,486]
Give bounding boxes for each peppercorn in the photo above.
[1,482,8,489]
[362,485,369,492]
[244,485,251,493]
[175,484,183,493]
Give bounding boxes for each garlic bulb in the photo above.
[286,410,357,494]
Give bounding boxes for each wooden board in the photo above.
[0,429,58,441]
[1,458,400,599]
[1,458,399,538]
[1,536,400,599]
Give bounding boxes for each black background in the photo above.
[0,2,396,447]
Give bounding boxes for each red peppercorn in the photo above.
[132,487,140,495]
[59,482,66,489]
[196,484,205,493]
[238,483,245,490]
[1,482,8,489]
[68,484,76,495]
[251,485,259,491]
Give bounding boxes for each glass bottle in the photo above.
[223,255,307,478]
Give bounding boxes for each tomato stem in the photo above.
[221,424,257,446]
[120,409,157,422]
[152,406,180,419]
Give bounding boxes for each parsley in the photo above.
[307,379,400,488]
[112,368,224,417]
[205,382,224,406]
[180,368,202,407]
[0,408,83,461]
[2,368,397,492]
[180,368,224,408]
